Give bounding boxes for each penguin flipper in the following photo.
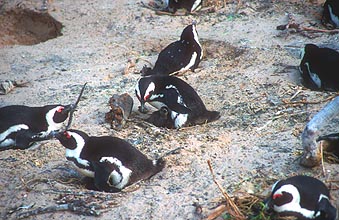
[317,197,337,220]
[167,102,191,114]
[91,161,120,193]
[15,130,35,149]
[162,88,191,114]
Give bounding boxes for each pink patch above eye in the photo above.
[57,106,65,113]
[64,132,71,139]
[273,194,283,200]
[144,94,150,101]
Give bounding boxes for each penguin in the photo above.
[54,129,165,193]
[0,83,86,151]
[317,133,339,157]
[135,75,220,129]
[141,23,203,76]
[146,106,175,129]
[322,0,339,29]
[166,0,203,13]
[299,44,339,91]
[266,175,337,220]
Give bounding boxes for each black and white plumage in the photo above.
[135,75,220,128]
[0,104,73,150]
[322,0,339,29]
[141,23,203,76]
[0,83,86,151]
[166,0,202,13]
[299,44,339,91]
[54,130,165,192]
[266,175,337,220]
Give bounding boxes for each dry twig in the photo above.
[16,200,102,219]
[205,204,228,220]
[206,160,246,220]
[282,93,338,106]
[320,141,326,177]
[277,13,339,37]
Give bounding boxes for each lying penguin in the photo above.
[266,175,337,220]
[135,75,220,129]
[141,22,203,76]
[322,0,339,29]
[299,44,339,91]
[166,0,203,13]
[0,83,86,151]
[54,129,165,192]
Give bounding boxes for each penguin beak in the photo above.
[48,130,62,140]
[139,100,147,113]
[264,196,274,210]
[63,104,76,114]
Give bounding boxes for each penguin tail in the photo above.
[318,197,337,220]
[152,146,183,173]
[155,158,166,171]
[204,110,221,123]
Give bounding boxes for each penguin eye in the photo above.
[273,193,283,200]
[57,106,65,113]
[64,132,71,139]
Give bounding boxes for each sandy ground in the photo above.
[1,0,339,219]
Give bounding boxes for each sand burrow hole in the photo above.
[0,8,62,47]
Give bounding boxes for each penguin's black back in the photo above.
[151,41,193,75]
[79,135,164,182]
[0,105,59,132]
[300,44,339,91]
[140,75,220,125]
[274,175,330,211]
[150,24,202,76]
[146,75,207,113]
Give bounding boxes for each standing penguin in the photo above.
[0,83,86,151]
[54,129,165,192]
[266,175,337,220]
[135,75,220,128]
[299,44,339,91]
[141,22,203,76]
[322,0,339,29]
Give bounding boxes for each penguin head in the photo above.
[136,77,162,113]
[54,129,89,150]
[268,182,299,209]
[266,176,337,220]
[304,44,319,56]
[180,23,198,44]
[159,106,170,118]
[44,105,76,131]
